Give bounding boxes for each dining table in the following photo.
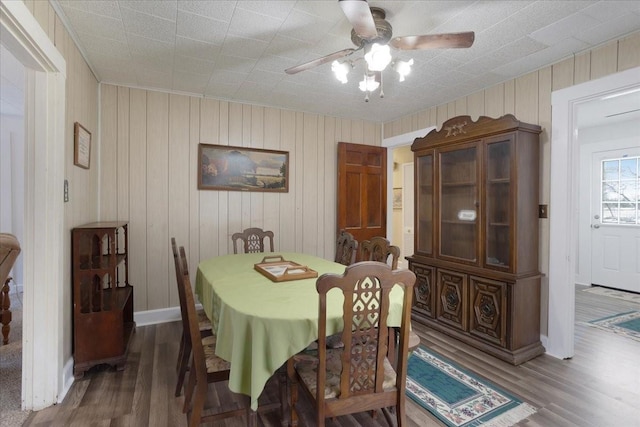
[194,251,408,411]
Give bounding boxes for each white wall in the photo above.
[0,44,25,287]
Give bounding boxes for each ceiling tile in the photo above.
[582,1,640,22]
[58,0,122,19]
[120,6,176,44]
[575,12,640,44]
[174,55,216,75]
[177,0,236,21]
[176,10,229,45]
[175,36,221,60]
[227,7,285,40]
[60,6,127,42]
[126,33,175,57]
[530,12,601,45]
[120,0,178,21]
[221,34,269,59]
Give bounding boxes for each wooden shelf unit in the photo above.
[71,221,135,378]
[408,115,544,365]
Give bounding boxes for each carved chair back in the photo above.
[335,230,358,266]
[231,227,274,254]
[359,236,400,270]
[288,261,416,426]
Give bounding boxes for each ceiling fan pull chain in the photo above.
[380,72,384,98]
[364,70,370,102]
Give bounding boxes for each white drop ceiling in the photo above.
[40,1,640,122]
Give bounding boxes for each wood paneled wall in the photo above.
[383,31,640,280]
[23,0,100,363]
[99,87,381,311]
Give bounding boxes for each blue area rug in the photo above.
[406,346,537,427]
[587,311,640,342]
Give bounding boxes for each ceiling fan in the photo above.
[285,0,475,76]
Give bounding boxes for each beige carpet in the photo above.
[0,289,31,427]
[583,286,640,304]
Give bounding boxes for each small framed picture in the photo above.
[74,122,91,169]
[393,188,402,209]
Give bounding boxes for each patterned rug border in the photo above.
[585,310,640,342]
[406,346,537,427]
[582,286,640,304]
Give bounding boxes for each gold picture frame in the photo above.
[198,143,289,192]
[74,122,91,169]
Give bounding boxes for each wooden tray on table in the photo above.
[254,255,318,282]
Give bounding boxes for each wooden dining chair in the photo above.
[171,238,213,398]
[287,261,416,427]
[175,245,254,426]
[231,227,275,254]
[335,230,358,266]
[359,236,401,270]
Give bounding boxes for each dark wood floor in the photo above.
[24,285,640,426]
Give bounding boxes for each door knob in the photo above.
[592,224,600,229]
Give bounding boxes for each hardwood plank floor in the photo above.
[24,286,640,426]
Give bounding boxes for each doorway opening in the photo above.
[1,0,67,410]
[548,66,640,360]
[383,127,434,267]
[0,42,26,420]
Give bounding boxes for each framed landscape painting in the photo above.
[198,144,289,192]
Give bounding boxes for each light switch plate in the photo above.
[538,204,548,218]
[64,179,69,202]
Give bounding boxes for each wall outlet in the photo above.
[538,204,548,218]
[64,179,69,202]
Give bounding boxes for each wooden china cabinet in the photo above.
[71,222,135,378]
[407,115,544,365]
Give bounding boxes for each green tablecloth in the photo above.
[195,252,406,410]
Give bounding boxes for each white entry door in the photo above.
[591,148,640,292]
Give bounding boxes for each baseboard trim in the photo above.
[59,357,74,403]
[133,304,202,327]
[134,306,180,326]
[540,334,548,352]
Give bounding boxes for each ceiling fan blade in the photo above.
[390,32,475,50]
[285,48,357,75]
[339,0,377,40]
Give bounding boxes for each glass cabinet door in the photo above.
[438,145,478,262]
[416,153,433,255]
[485,138,512,269]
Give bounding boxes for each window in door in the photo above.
[600,156,639,225]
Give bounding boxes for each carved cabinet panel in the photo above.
[412,264,435,318]
[469,276,507,347]
[436,269,468,331]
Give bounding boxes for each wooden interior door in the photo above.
[337,142,387,253]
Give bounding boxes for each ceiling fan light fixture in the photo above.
[394,58,414,82]
[364,43,392,71]
[284,5,474,102]
[359,74,379,92]
[332,60,350,83]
